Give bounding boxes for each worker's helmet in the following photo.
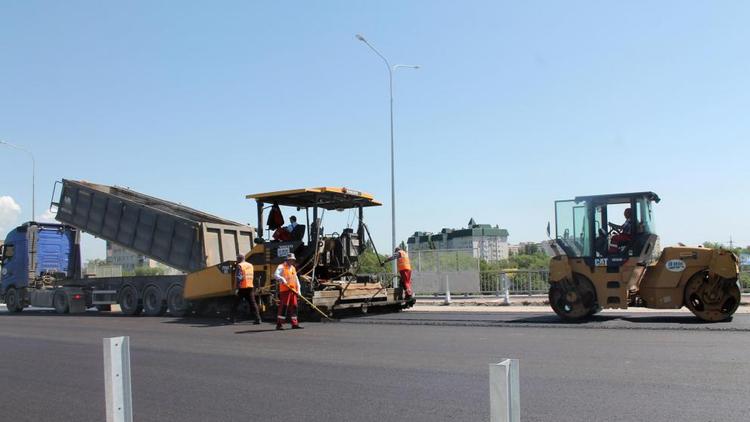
[286,253,297,261]
[236,254,245,262]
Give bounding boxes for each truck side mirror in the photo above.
[546,222,551,238]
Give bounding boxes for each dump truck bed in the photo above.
[53,179,255,273]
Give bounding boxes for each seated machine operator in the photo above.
[272,215,297,242]
[609,208,634,250]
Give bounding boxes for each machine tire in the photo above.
[684,271,740,322]
[143,285,167,316]
[548,273,598,321]
[118,285,142,316]
[166,284,188,317]
[5,287,24,313]
[53,292,69,314]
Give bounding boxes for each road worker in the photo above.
[274,253,303,330]
[384,247,413,300]
[229,254,262,324]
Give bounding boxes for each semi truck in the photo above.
[1,180,411,318]
[0,179,255,316]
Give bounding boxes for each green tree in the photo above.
[133,266,166,276]
[480,252,550,271]
[357,241,393,274]
[85,258,107,268]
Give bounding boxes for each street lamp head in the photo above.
[356,34,366,42]
[393,64,421,71]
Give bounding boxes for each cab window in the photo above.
[1,244,14,261]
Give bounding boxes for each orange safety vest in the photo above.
[277,263,298,293]
[397,250,412,271]
[236,261,254,289]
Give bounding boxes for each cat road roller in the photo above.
[547,191,740,322]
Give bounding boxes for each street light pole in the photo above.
[356,34,419,275]
[0,140,36,221]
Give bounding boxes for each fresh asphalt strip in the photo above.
[341,310,750,331]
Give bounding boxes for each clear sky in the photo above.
[1,1,749,261]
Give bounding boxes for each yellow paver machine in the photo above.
[184,187,413,319]
[547,192,740,322]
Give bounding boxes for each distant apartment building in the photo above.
[106,241,156,272]
[106,241,181,274]
[509,242,542,256]
[407,218,510,261]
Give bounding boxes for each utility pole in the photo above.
[356,34,420,273]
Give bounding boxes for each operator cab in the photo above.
[554,192,659,264]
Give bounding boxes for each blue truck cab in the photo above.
[1,222,79,311]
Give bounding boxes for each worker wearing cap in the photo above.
[384,247,413,300]
[274,253,303,330]
[229,254,261,325]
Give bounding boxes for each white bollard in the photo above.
[502,273,511,305]
[489,359,520,422]
[443,273,452,305]
[103,336,133,422]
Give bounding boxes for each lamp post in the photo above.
[0,140,35,221]
[356,33,420,275]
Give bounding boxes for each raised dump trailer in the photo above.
[0,180,255,316]
[53,179,254,273]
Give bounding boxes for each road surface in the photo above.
[1,309,748,421]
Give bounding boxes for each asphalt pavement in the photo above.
[1,308,749,422]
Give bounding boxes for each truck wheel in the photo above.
[5,287,24,313]
[143,286,167,316]
[119,286,142,316]
[53,292,69,314]
[166,285,188,317]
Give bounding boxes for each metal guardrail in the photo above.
[375,268,750,295]
[409,248,480,273]
[480,270,549,296]
[740,268,750,292]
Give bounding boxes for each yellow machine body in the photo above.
[547,191,740,322]
[183,186,410,318]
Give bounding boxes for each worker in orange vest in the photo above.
[273,253,303,330]
[384,247,413,300]
[229,254,261,324]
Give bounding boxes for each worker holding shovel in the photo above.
[274,253,303,330]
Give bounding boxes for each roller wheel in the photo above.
[143,286,167,316]
[118,286,142,316]
[549,274,598,321]
[53,292,69,314]
[166,285,188,317]
[684,271,740,322]
[5,287,24,313]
